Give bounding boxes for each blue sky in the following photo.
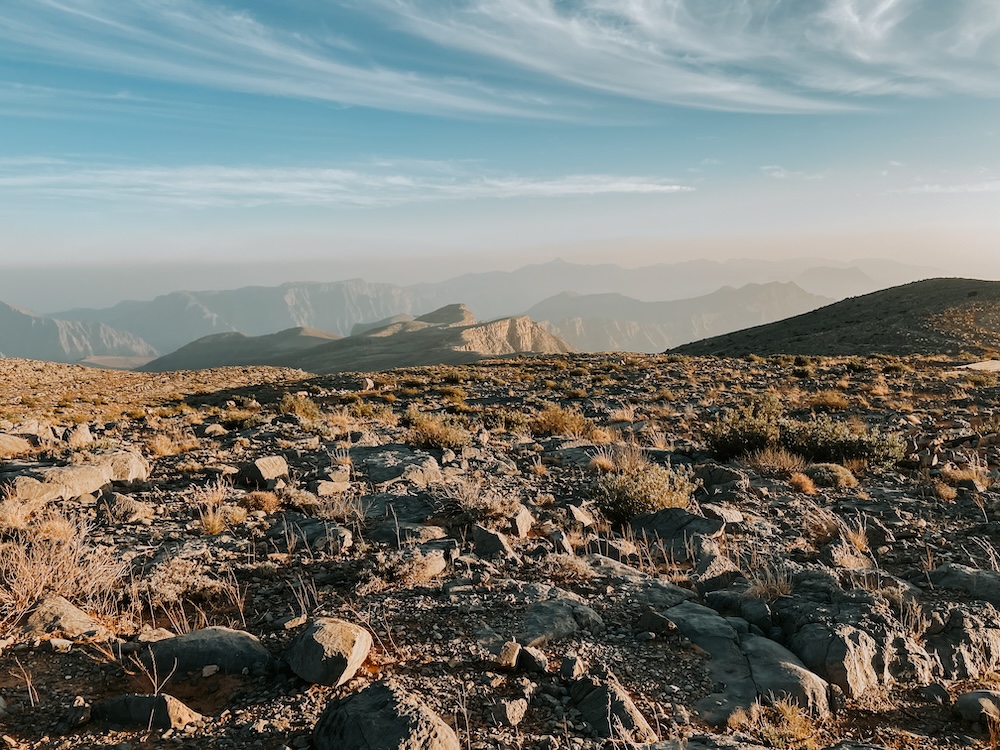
[1,0,998,277]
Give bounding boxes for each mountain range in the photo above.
[0,257,940,367]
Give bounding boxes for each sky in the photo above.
[1,0,999,304]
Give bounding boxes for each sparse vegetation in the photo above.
[593,461,696,524]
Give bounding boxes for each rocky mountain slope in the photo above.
[138,327,342,372]
[3,351,1000,749]
[276,304,572,374]
[527,282,831,352]
[0,301,157,363]
[672,278,1000,357]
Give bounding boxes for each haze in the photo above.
[2,0,999,311]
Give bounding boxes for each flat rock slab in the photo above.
[240,455,289,488]
[352,445,442,486]
[24,596,111,641]
[286,618,372,687]
[313,682,460,750]
[930,563,1000,607]
[518,597,604,647]
[956,690,1000,722]
[631,508,725,561]
[141,626,276,678]
[93,693,202,730]
[0,433,32,457]
[663,601,829,724]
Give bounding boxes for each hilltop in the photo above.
[672,278,1000,357]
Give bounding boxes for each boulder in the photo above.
[0,434,32,458]
[630,508,725,561]
[569,675,657,743]
[24,596,111,641]
[286,618,372,687]
[92,694,202,730]
[239,455,289,488]
[930,563,1000,608]
[519,597,604,647]
[472,525,520,562]
[141,626,276,678]
[313,682,460,750]
[956,690,1000,723]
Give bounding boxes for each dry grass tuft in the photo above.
[788,472,817,495]
[405,406,470,451]
[241,490,283,514]
[746,446,807,478]
[745,566,795,601]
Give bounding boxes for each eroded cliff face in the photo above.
[451,316,573,356]
[0,302,157,362]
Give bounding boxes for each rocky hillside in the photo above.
[673,278,1000,357]
[278,304,572,374]
[528,282,830,352]
[4,352,1000,749]
[0,301,157,363]
[139,327,342,373]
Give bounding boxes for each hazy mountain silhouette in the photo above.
[52,258,934,354]
[138,327,341,372]
[671,278,1000,357]
[527,282,831,352]
[0,300,156,363]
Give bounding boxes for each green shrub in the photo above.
[593,463,696,524]
[707,398,905,470]
[705,393,783,461]
[782,415,904,470]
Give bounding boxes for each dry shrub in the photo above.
[0,491,48,530]
[241,491,283,514]
[436,477,520,525]
[279,392,322,422]
[804,462,858,489]
[788,472,817,495]
[530,403,600,440]
[147,430,200,457]
[801,502,840,545]
[533,554,596,584]
[593,462,696,524]
[746,446,807,478]
[728,699,818,748]
[745,566,795,602]
[0,512,125,626]
[807,390,850,412]
[404,406,470,451]
[588,443,649,475]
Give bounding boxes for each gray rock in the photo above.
[240,455,289,488]
[663,601,829,724]
[488,698,528,727]
[560,654,586,680]
[472,525,520,561]
[519,597,604,647]
[923,602,1000,680]
[517,646,549,673]
[286,618,372,687]
[511,506,535,538]
[313,682,460,750]
[631,508,725,561]
[930,563,1000,607]
[92,694,202,730]
[141,626,276,678]
[269,513,353,555]
[0,433,32,457]
[106,451,150,483]
[24,596,111,640]
[647,737,770,750]
[569,675,657,743]
[352,445,441,486]
[956,690,1000,723]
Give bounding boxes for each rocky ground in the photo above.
[4,353,1000,749]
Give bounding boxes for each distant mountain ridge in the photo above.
[671,278,1000,357]
[53,258,936,355]
[0,301,156,363]
[526,282,832,352]
[140,304,572,374]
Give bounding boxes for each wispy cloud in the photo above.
[903,180,1000,194]
[0,159,693,209]
[1,1,998,120]
[761,165,825,181]
[0,0,545,118]
[373,0,1000,111]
